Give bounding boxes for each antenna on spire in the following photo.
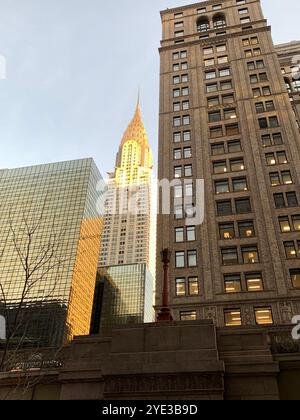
[137,87,141,107]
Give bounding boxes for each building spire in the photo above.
[121,93,147,147]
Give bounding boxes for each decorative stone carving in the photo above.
[244,308,253,326]
[204,306,217,324]
[279,302,293,324]
[104,373,224,396]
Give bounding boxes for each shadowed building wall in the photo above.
[156,0,300,327]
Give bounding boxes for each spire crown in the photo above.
[121,94,148,147]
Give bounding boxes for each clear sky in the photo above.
[0,0,299,176]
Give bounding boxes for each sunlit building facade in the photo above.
[156,0,300,327]
[96,98,155,329]
[0,158,103,348]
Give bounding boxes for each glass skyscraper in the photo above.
[0,158,103,349]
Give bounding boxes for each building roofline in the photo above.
[160,0,233,17]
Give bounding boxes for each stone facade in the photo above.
[156,0,300,327]
[1,321,300,400]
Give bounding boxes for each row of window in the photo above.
[211,138,286,158]
[209,108,237,122]
[216,192,299,216]
[173,0,247,19]
[175,272,265,297]
[215,177,248,194]
[180,307,273,326]
[173,115,191,127]
[219,220,255,240]
[214,172,293,193]
[279,215,300,233]
[220,245,259,266]
[210,123,239,138]
[205,68,231,79]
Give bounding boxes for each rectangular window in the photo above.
[259,118,268,129]
[222,94,235,105]
[230,158,245,172]
[173,102,181,112]
[174,149,182,160]
[216,44,227,53]
[279,216,291,233]
[273,133,283,145]
[226,124,239,136]
[212,143,225,155]
[203,47,214,55]
[183,115,190,125]
[188,277,199,295]
[183,130,191,142]
[225,309,242,327]
[270,172,280,187]
[182,100,190,110]
[209,111,222,122]
[175,227,184,243]
[187,226,196,241]
[176,278,186,296]
[173,117,181,127]
[287,192,298,207]
[246,273,264,292]
[173,132,181,143]
[215,180,230,194]
[219,223,235,239]
[213,160,227,174]
[180,311,197,321]
[182,87,189,96]
[217,200,233,216]
[224,275,241,293]
[173,89,180,98]
[188,250,197,267]
[284,241,297,259]
[208,96,220,107]
[233,177,248,192]
[184,165,192,177]
[210,126,223,138]
[235,198,251,214]
[255,308,273,325]
[239,221,255,238]
[184,147,192,158]
[174,205,184,219]
[228,140,242,153]
[220,80,233,90]
[205,58,215,67]
[176,251,185,268]
[207,83,218,93]
[218,56,229,64]
[292,215,300,231]
[242,246,259,264]
[274,193,285,209]
[224,108,237,119]
[220,68,231,77]
[290,269,300,289]
[282,171,293,185]
[174,166,182,179]
[206,70,217,80]
[222,248,239,265]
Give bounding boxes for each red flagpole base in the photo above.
[157,307,174,322]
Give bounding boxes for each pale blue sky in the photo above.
[0,0,299,175]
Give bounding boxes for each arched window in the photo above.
[284,78,292,93]
[213,13,226,29]
[197,16,210,32]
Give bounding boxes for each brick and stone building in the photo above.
[156,0,300,327]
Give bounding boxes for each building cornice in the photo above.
[159,24,270,53]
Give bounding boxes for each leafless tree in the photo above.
[0,201,71,398]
